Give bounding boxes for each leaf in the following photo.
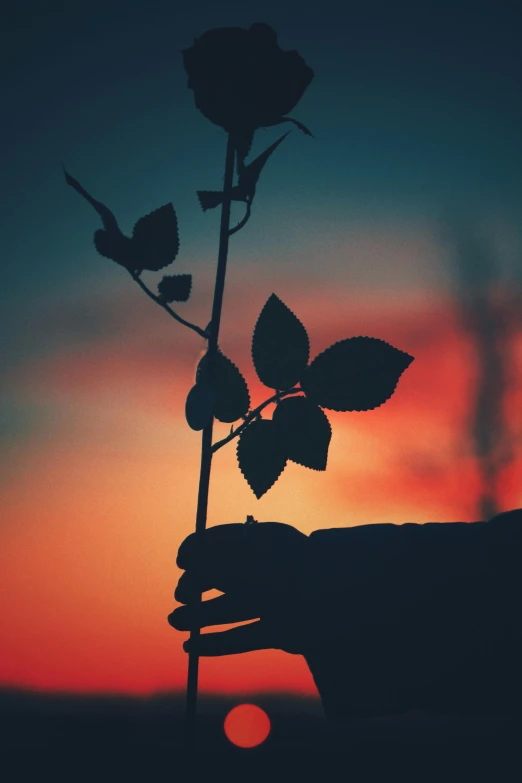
[236,419,287,498]
[196,350,250,423]
[185,381,214,431]
[300,337,414,411]
[252,294,310,390]
[272,396,331,470]
[64,168,179,271]
[132,204,180,271]
[236,132,290,198]
[157,274,192,303]
[196,190,224,211]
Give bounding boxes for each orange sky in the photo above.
[1,268,521,696]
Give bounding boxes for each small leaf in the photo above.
[197,190,223,211]
[236,419,287,498]
[185,381,214,431]
[272,396,331,470]
[300,337,414,411]
[132,204,180,271]
[157,274,192,302]
[197,350,250,423]
[252,294,310,390]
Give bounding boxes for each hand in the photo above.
[168,519,376,721]
[168,519,408,719]
[168,521,313,656]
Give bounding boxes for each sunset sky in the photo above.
[2,0,522,698]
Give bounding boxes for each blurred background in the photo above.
[1,0,521,758]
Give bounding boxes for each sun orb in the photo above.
[224,703,271,748]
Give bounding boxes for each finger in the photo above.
[174,570,220,604]
[177,524,247,570]
[176,521,301,570]
[175,530,257,600]
[183,620,272,656]
[168,594,258,631]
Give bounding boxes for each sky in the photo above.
[1,0,522,698]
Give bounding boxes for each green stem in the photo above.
[183,133,236,747]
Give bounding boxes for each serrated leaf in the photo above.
[157,274,192,303]
[252,294,310,390]
[196,350,250,423]
[185,381,214,431]
[196,190,224,211]
[236,419,287,498]
[300,337,414,411]
[272,396,331,470]
[132,204,180,271]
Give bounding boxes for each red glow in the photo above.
[224,703,271,748]
[1,282,521,697]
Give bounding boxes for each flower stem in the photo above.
[184,133,236,747]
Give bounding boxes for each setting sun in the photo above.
[224,703,271,748]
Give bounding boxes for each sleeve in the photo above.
[303,509,522,720]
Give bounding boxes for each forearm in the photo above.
[305,509,522,719]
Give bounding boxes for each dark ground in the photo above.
[1,688,520,780]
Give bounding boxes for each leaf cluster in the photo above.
[185,293,414,498]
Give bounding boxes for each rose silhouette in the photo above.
[64,22,415,740]
[182,22,314,154]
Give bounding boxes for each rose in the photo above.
[182,22,314,150]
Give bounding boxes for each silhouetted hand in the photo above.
[169,512,522,720]
[168,522,314,656]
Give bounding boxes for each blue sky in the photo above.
[2,0,521,294]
